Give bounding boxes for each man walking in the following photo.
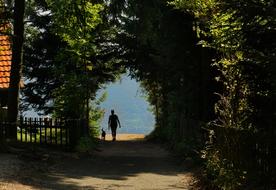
[108,109,121,141]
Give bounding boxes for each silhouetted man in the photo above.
[108,109,121,141]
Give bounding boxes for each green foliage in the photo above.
[170,0,216,18]
[172,0,276,188]
[88,93,107,137]
[112,0,216,169]
[0,0,13,26]
[147,125,170,143]
[75,136,97,153]
[21,0,276,188]
[21,0,126,150]
[23,0,123,119]
[173,139,199,157]
[52,72,87,119]
[203,149,246,190]
[47,0,104,55]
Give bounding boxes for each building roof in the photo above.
[0,35,11,89]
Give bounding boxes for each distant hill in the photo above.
[98,75,155,134]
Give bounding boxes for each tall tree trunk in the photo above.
[7,0,25,139]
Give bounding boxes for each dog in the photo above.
[101,129,106,140]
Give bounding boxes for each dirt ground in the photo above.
[0,134,197,190]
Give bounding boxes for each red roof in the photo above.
[0,35,11,89]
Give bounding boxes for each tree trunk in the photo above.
[7,0,25,139]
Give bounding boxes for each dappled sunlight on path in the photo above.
[1,134,195,190]
[102,134,146,141]
[48,134,193,189]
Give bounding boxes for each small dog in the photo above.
[101,129,106,140]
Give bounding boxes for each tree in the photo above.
[22,0,124,140]
[172,0,276,188]
[115,0,216,150]
[7,0,25,139]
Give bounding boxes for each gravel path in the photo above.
[0,134,195,190]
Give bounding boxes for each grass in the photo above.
[17,128,68,145]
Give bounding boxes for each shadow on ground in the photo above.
[5,137,191,190]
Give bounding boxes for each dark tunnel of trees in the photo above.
[0,0,275,189]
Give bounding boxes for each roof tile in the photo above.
[0,35,11,89]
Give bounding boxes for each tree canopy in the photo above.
[2,0,275,188]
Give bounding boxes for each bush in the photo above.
[75,136,98,153]
[204,149,246,190]
[146,126,170,143]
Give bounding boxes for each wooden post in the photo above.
[54,119,57,145]
[24,117,27,142]
[69,120,76,148]
[50,118,52,144]
[34,118,37,143]
[20,116,23,142]
[0,121,3,141]
[29,117,32,143]
[44,118,47,144]
[39,118,42,144]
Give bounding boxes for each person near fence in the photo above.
[108,109,121,141]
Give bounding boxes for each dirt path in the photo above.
[0,134,196,190]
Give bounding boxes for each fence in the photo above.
[212,126,276,189]
[0,117,70,147]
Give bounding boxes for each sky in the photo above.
[97,75,155,135]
